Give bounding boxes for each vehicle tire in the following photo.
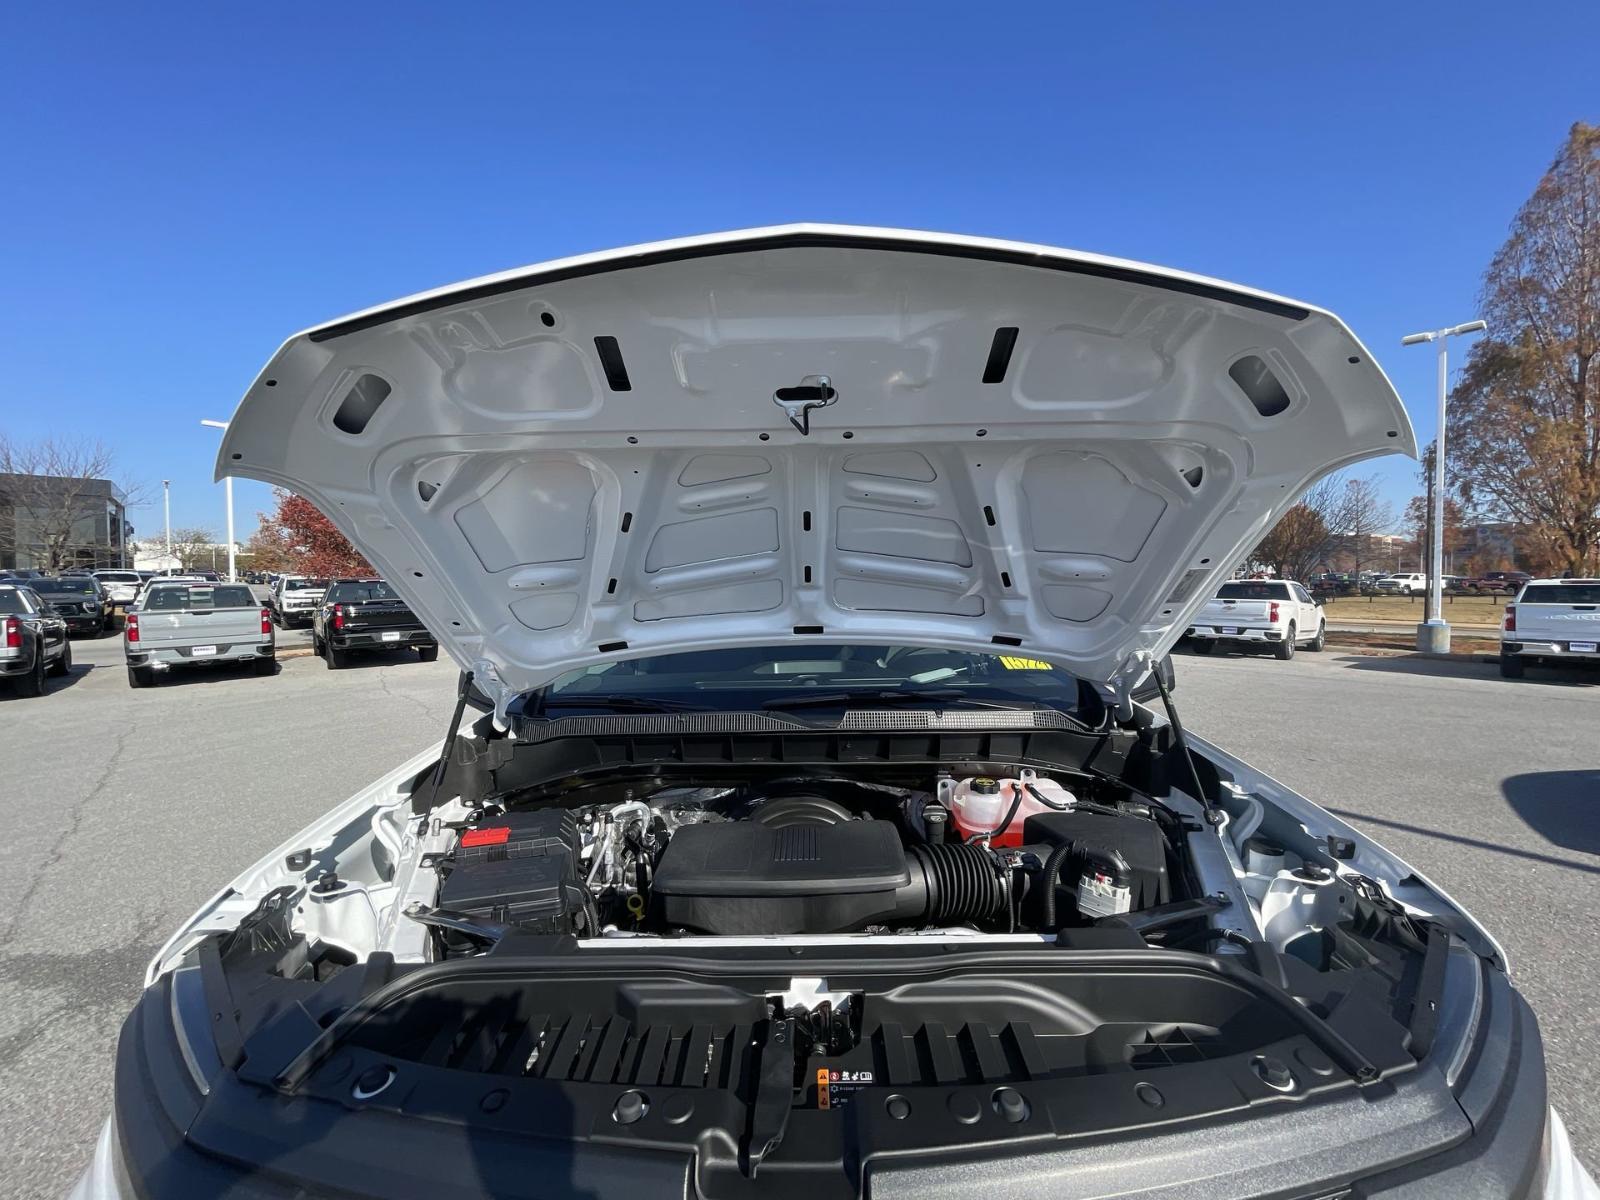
[1499,653,1525,679]
[49,640,71,677]
[1275,624,1297,660]
[270,607,282,628]
[1308,621,1326,652]
[16,650,46,697]
[1402,586,1413,596]
[418,645,439,662]
[1189,639,1215,655]
[254,655,276,677]
[312,632,323,657]
[127,664,153,688]
[325,643,345,670]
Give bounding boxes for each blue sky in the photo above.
[2,3,1593,542]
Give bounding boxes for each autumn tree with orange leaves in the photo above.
[248,490,372,578]
[1449,123,1600,575]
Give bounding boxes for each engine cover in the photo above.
[651,820,911,935]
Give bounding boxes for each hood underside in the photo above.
[219,225,1414,709]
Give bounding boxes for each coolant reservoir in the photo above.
[949,768,1075,846]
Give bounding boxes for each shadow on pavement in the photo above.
[1326,806,1600,877]
[138,661,279,689]
[51,662,98,693]
[0,662,99,699]
[1501,772,1600,859]
[1337,654,1600,686]
[1328,654,1496,681]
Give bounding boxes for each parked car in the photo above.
[31,575,112,636]
[1467,570,1531,594]
[1186,579,1325,658]
[124,580,275,687]
[268,574,328,627]
[1498,578,1600,679]
[0,582,70,696]
[91,569,144,608]
[78,229,1592,1198]
[1373,571,1430,594]
[312,578,439,668]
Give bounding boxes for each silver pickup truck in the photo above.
[124,581,275,687]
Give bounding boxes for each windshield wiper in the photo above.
[760,688,1026,712]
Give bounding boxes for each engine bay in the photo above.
[414,769,1184,955]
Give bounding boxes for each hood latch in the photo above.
[773,375,837,436]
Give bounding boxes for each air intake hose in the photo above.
[894,843,1009,926]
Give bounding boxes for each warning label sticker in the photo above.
[998,656,1053,670]
[816,1067,874,1109]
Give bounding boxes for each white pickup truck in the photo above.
[1499,578,1600,678]
[1186,579,1326,659]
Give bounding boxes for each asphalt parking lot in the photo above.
[0,639,1595,1196]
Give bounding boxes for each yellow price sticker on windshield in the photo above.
[999,656,1052,670]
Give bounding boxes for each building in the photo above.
[0,473,134,571]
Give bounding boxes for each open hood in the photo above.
[219,225,1413,713]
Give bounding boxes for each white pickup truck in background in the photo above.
[1186,579,1326,659]
[1499,578,1600,678]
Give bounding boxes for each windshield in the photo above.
[1520,583,1600,605]
[328,581,399,602]
[284,578,326,591]
[36,579,96,595]
[541,644,1093,717]
[95,572,139,583]
[1216,582,1289,600]
[142,584,257,611]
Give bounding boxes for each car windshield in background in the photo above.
[542,643,1092,717]
[1521,583,1600,604]
[1216,582,1289,600]
[36,579,96,595]
[331,581,399,602]
[285,579,326,591]
[94,572,139,583]
[142,584,256,611]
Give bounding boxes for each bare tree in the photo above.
[168,527,219,572]
[1251,477,1341,581]
[0,435,149,571]
[1449,123,1600,575]
[1327,475,1394,585]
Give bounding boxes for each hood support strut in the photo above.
[1144,653,1221,828]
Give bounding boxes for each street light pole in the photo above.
[162,480,172,561]
[1401,319,1487,653]
[200,420,236,581]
